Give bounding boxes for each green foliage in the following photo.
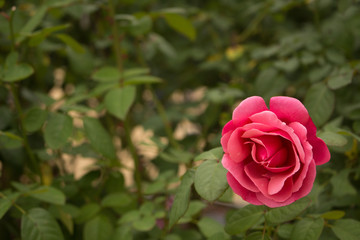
[0,0,360,239]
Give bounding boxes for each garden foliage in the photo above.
[0,0,360,239]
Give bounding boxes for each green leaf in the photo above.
[321,210,345,220]
[163,13,196,41]
[265,197,310,225]
[27,186,66,205]
[132,215,156,231]
[225,205,265,235]
[330,169,356,197]
[16,5,47,44]
[169,170,195,229]
[29,24,70,47]
[75,203,101,224]
[83,117,117,160]
[24,108,47,132]
[245,231,271,240]
[0,131,23,149]
[104,86,136,120]
[318,131,348,147]
[194,147,223,161]
[112,225,133,240]
[129,16,153,36]
[1,62,34,83]
[327,67,354,90]
[84,215,113,240]
[290,217,324,240]
[55,34,85,53]
[0,197,12,219]
[304,82,335,126]
[160,148,193,164]
[277,223,294,239]
[179,200,206,223]
[124,75,163,85]
[194,159,228,202]
[101,192,132,208]
[21,208,64,240]
[331,219,360,240]
[123,68,150,79]
[198,217,227,238]
[92,66,121,82]
[44,113,73,149]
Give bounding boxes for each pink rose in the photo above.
[221,96,330,207]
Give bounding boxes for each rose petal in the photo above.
[249,111,306,163]
[244,162,269,194]
[292,161,316,199]
[267,148,289,168]
[267,178,293,202]
[222,120,235,135]
[221,131,232,153]
[267,146,300,195]
[233,96,268,126]
[256,191,296,208]
[222,154,259,192]
[289,122,313,164]
[270,96,309,125]
[227,172,263,205]
[228,128,250,162]
[305,119,330,165]
[251,135,283,159]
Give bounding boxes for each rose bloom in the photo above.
[221,96,330,207]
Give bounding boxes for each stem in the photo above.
[108,0,123,85]
[124,116,143,203]
[9,84,40,178]
[9,6,16,50]
[148,85,181,149]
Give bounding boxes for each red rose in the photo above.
[221,96,330,207]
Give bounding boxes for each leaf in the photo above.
[29,24,71,47]
[197,217,227,238]
[124,76,163,85]
[194,147,223,161]
[265,197,310,225]
[44,113,73,149]
[327,67,354,90]
[163,13,196,41]
[16,5,47,44]
[27,186,66,205]
[75,203,101,224]
[21,208,64,240]
[104,86,136,120]
[317,131,348,147]
[330,169,356,197]
[112,225,133,240]
[225,205,265,235]
[290,217,324,240]
[321,210,345,220]
[101,192,132,208]
[55,34,85,53]
[83,117,117,160]
[168,170,195,229]
[179,200,206,223]
[277,223,294,239]
[132,216,156,231]
[331,219,360,240]
[1,63,34,82]
[129,16,153,36]
[24,108,47,132]
[84,215,113,240]
[194,159,228,202]
[0,131,23,149]
[0,197,12,219]
[92,66,121,82]
[123,68,150,79]
[304,82,335,126]
[160,148,193,164]
[245,231,271,240]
